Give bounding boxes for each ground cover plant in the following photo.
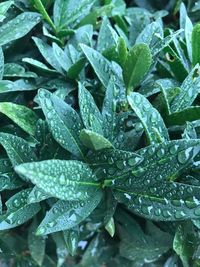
[1,0,200,266]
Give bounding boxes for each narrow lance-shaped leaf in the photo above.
[111,139,200,187]
[0,189,40,230]
[0,133,37,167]
[0,47,4,80]
[80,129,113,151]
[15,160,102,201]
[22,57,58,74]
[36,191,102,235]
[32,37,63,73]
[0,1,13,23]
[123,43,152,94]
[166,106,200,126]
[78,83,103,135]
[38,89,86,158]
[63,227,79,256]
[128,92,169,144]
[28,218,46,266]
[102,76,118,142]
[80,44,123,89]
[0,158,24,191]
[3,63,37,78]
[32,0,56,32]
[0,102,38,135]
[114,180,200,221]
[180,3,193,63]
[192,23,200,66]
[170,65,200,113]
[88,148,143,181]
[0,12,41,46]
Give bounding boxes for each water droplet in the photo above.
[177,147,193,164]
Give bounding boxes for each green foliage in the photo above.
[1,1,200,266]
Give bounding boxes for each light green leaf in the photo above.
[36,192,102,235]
[123,43,152,93]
[128,92,169,143]
[80,129,113,151]
[38,88,86,158]
[0,102,38,135]
[0,12,41,46]
[15,160,102,201]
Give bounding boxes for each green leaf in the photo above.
[51,232,68,267]
[0,158,23,191]
[32,0,56,32]
[53,0,95,30]
[88,148,143,181]
[0,47,4,80]
[0,189,40,230]
[52,42,71,71]
[166,107,200,126]
[63,227,79,256]
[111,139,200,186]
[0,133,37,167]
[22,58,58,73]
[97,17,118,53]
[80,129,113,151]
[0,102,38,135]
[114,180,200,221]
[173,223,196,267]
[0,12,41,46]
[32,37,63,73]
[78,83,103,134]
[192,23,200,66]
[102,76,118,142]
[136,20,163,48]
[28,186,50,204]
[36,192,102,235]
[38,89,86,158]
[128,92,169,143]
[28,218,46,266]
[15,160,102,201]
[123,43,152,93]
[3,63,37,78]
[0,1,13,22]
[170,65,200,113]
[80,44,123,88]
[118,215,171,262]
[180,3,193,63]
